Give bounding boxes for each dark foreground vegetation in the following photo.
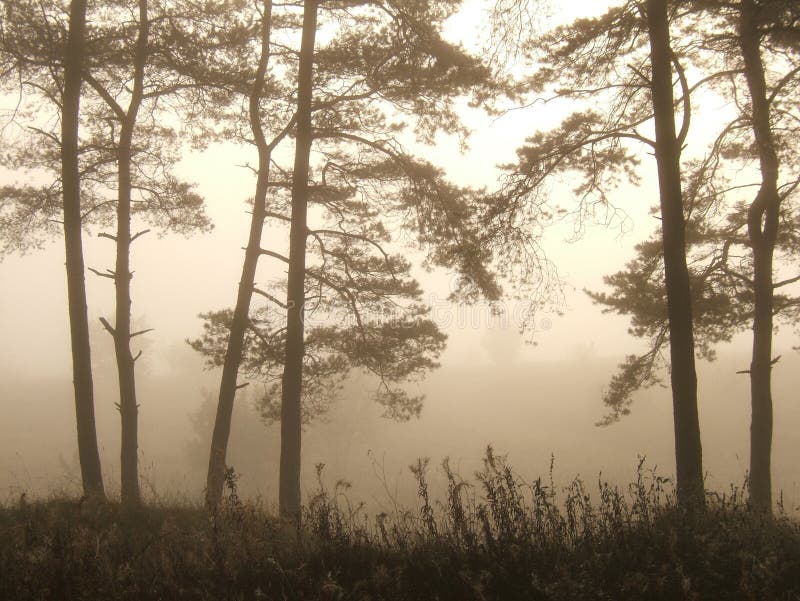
[2,452,799,601]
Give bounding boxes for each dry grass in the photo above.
[1,452,799,600]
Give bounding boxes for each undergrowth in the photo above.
[1,449,798,600]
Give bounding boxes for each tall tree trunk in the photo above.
[279,0,318,519]
[62,0,104,499]
[206,0,275,511]
[112,0,148,507]
[740,0,779,513]
[645,0,704,508]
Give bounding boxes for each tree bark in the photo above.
[279,0,318,519]
[206,0,275,511]
[62,0,104,499]
[739,0,778,513]
[645,0,704,508]
[113,0,148,507]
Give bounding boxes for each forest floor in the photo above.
[2,454,799,600]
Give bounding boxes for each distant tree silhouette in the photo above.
[589,0,800,513]
[644,0,703,507]
[62,0,105,500]
[483,0,706,506]
[87,0,154,508]
[279,0,317,521]
[189,0,291,513]
[0,0,212,505]
[190,0,501,514]
[80,0,213,507]
[275,0,501,519]
[0,0,106,499]
[737,0,797,513]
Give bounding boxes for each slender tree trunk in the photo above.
[115,132,140,506]
[645,0,704,508]
[740,0,779,513]
[109,0,148,507]
[279,0,318,519]
[62,0,104,499]
[206,0,275,511]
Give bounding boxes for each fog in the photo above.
[2,178,799,509]
[1,119,799,513]
[1,0,799,517]
[3,335,800,512]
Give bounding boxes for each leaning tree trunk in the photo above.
[740,0,779,513]
[62,0,105,499]
[206,0,275,511]
[279,0,318,520]
[645,0,704,508]
[102,0,149,507]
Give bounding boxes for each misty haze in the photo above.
[1,0,799,599]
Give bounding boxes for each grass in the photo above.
[1,450,799,600]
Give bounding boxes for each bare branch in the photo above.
[130,229,151,243]
[774,274,800,288]
[82,71,126,121]
[99,316,115,336]
[253,286,288,309]
[671,51,691,147]
[88,267,116,279]
[130,328,154,339]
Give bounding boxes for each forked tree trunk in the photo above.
[645,0,704,508]
[739,0,779,513]
[107,0,148,507]
[206,0,276,511]
[62,0,104,499]
[279,0,318,519]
